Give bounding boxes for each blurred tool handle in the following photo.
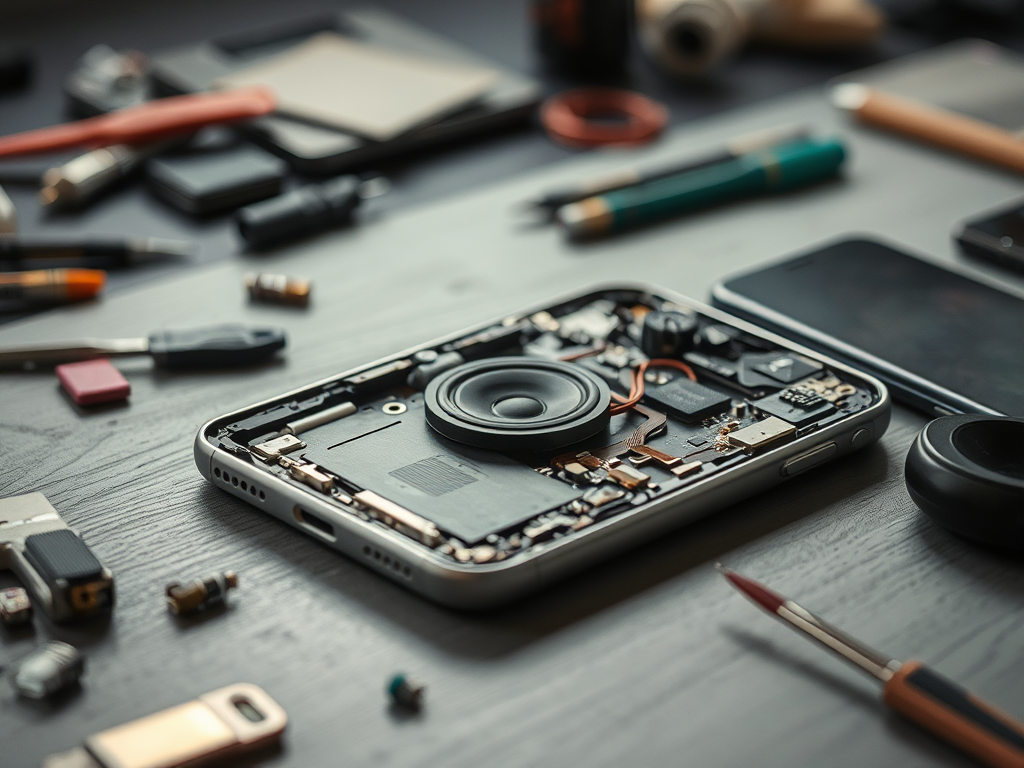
[0,87,277,159]
[884,661,1024,768]
[0,339,148,368]
[147,324,286,368]
[837,85,1024,174]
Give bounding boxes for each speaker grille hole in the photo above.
[361,547,411,579]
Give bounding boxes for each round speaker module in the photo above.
[905,414,1024,551]
[424,357,611,451]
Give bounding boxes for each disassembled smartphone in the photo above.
[196,285,890,608]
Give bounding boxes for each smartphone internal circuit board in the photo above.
[204,289,880,567]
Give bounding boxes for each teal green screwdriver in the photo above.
[556,137,847,239]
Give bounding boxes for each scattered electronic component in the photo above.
[0,586,32,626]
[727,416,797,453]
[530,310,560,333]
[630,444,682,467]
[282,401,356,435]
[607,465,650,490]
[64,44,149,116]
[751,388,837,428]
[583,485,626,507]
[56,358,131,406]
[289,462,334,493]
[12,641,84,699]
[557,300,619,340]
[245,272,311,307]
[642,377,732,423]
[354,490,442,547]
[237,175,368,249]
[0,493,115,622]
[562,462,591,482]
[165,571,238,615]
[252,433,305,460]
[40,143,169,210]
[697,324,734,354]
[523,515,575,542]
[388,673,425,711]
[742,351,823,384]
[640,310,697,358]
[671,460,702,478]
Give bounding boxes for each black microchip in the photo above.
[779,387,827,408]
[751,391,835,428]
[642,378,732,423]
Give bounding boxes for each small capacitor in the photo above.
[388,673,425,711]
[237,175,387,249]
[12,641,84,698]
[166,571,238,616]
[244,272,311,307]
[640,310,697,358]
[697,324,735,355]
[0,586,32,626]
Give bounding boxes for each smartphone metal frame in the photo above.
[711,237,1011,419]
[195,282,890,609]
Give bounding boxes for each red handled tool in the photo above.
[721,566,1024,768]
[0,87,276,159]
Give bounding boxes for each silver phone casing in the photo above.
[194,283,891,609]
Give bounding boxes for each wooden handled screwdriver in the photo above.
[720,566,1024,768]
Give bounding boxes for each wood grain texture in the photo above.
[4,91,1024,768]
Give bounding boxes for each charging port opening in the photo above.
[294,506,335,540]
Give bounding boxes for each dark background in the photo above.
[1,0,1019,311]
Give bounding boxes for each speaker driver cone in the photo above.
[424,357,611,451]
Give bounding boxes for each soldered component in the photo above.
[166,571,238,616]
[607,465,650,490]
[251,433,305,460]
[630,445,682,468]
[388,673,425,711]
[346,359,413,385]
[562,462,591,483]
[530,310,560,333]
[12,641,84,699]
[471,545,497,564]
[727,416,797,453]
[0,493,114,623]
[523,516,575,543]
[289,462,334,493]
[0,586,32,626]
[583,485,626,507]
[671,460,703,478]
[354,490,442,547]
[283,401,356,436]
[244,272,311,307]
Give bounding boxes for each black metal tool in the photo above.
[0,323,286,369]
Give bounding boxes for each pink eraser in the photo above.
[56,358,131,406]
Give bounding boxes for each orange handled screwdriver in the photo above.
[0,268,105,303]
[720,566,1024,768]
[0,86,276,159]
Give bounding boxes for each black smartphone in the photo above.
[711,236,1024,418]
[956,199,1024,273]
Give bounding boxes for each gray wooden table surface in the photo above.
[4,90,1024,768]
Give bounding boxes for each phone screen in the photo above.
[720,239,1024,416]
[967,205,1024,244]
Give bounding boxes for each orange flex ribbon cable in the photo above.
[609,358,697,415]
[0,87,277,159]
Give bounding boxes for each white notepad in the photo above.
[215,32,499,141]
